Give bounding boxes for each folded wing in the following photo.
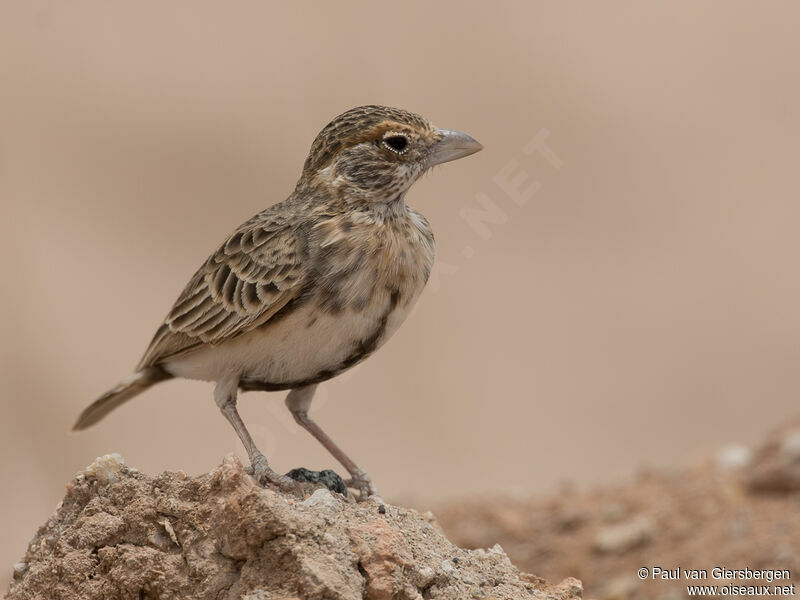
[137,214,307,369]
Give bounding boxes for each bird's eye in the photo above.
[382,134,409,154]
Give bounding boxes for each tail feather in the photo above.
[73,367,171,430]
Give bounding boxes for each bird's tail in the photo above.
[72,367,172,430]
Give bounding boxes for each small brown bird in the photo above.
[73,105,482,498]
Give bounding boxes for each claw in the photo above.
[346,468,379,501]
[246,452,302,494]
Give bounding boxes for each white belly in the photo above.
[163,286,419,387]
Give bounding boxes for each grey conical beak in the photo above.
[427,128,483,168]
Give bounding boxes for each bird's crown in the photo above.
[298,105,482,204]
[303,105,433,173]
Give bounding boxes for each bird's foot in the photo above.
[346,468,379,501]
[246,452,302,494]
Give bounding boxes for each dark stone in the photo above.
[286,467,347,496]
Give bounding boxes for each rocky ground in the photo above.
[8,425,800,600]
[5,454,581,600]
[436,424,800,600]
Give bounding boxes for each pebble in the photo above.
[781,431,800,461]
[601,502,628,523]
[600,575,637,600]
[417,566,435,586]
[300,488,339,512]
[12,563,27,580]
[716,444,753,471]
[594,516,654,553]
[242,590,271,600]
[82,453,126,486]
[440,559,457,576]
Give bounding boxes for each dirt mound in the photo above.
[437,424,800,600]
[6,454,582,600]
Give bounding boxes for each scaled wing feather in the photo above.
[137,215,306,369]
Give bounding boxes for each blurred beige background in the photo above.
[3,0,800,585]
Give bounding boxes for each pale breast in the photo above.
[164,206,435,388]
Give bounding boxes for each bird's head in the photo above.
[299,105,482,204]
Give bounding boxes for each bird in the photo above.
[73,105,482,499]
